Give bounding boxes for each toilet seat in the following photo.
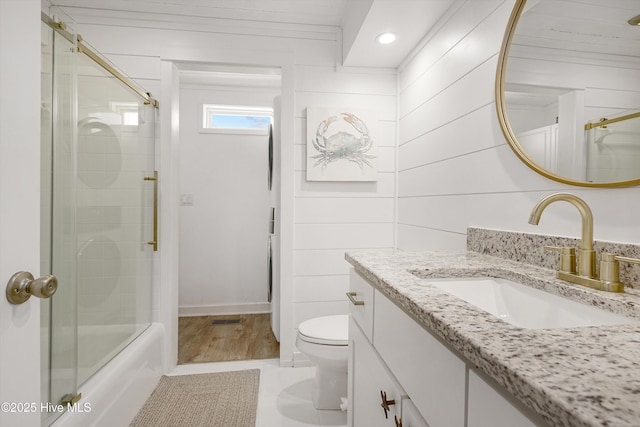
[296,315,349,410]
[297,315,348,346]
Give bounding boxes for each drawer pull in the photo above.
[395,415,403,427]
[380,390,395,419]
[346,291,365,306]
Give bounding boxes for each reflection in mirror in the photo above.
[498,0,640,186]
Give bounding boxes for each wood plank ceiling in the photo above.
[51,0,347,32]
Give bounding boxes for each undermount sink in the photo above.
[427,277,638,329]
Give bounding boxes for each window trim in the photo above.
[201,104,273,135]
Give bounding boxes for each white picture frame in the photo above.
[306,107,378,181]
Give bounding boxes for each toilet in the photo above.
[296,314,349,410]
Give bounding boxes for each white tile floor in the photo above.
[170,359,348,427]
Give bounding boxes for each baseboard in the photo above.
[293,351,314,367]
[178,302,271,317]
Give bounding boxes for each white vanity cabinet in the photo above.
[467,369,541,427]
[348,268,464,427]
[374,290,466,427]
[348,268,547,427]
[400,398,429,427]
[348,316,406,427]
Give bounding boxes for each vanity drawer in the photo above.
[348,268,375,341]
[373,290,466,427]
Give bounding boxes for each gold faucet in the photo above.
[528,192,596,279]
[528,193,626,292]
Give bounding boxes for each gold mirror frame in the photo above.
[495,0,640,188]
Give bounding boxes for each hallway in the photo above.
[178,314,279,364]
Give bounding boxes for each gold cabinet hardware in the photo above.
[380,390,395,419]
[395,415,403,427]
[346,291,365,306]
[144,171,159,251]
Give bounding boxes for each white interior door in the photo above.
[0,1,43,426]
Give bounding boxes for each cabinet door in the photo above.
[468,368,542,427]
[374,290,466,427]
[349,317,405,427]
[400,398,430,427]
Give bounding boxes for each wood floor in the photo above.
[178,313,279,364]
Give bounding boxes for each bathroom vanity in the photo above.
[346,248,640,427]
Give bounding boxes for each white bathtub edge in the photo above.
[52,323,165,427]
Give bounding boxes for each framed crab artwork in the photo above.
[306,107,378,181]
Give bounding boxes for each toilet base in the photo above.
[311,365,348,410]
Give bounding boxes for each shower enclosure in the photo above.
[585,111,640,183]
[41,9,157,426]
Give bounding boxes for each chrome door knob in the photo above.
[6,271,58,304]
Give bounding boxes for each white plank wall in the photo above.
[67,13,397,361]
[507,51,640,126]
[292,64,397,339]
[397,0,640,252]
[56,0,640,363]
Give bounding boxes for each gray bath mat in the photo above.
[130,369,260,427]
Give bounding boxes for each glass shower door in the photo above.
[74,51,155,386]
[41,15,79,426]
[41,11,155,426]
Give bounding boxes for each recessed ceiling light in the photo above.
[376,32,397,45]
[629,14,640,26]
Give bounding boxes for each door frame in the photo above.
[0,1,43,426]
[159,46,296,370]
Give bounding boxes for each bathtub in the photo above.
[52,323,164,427]
[76,323,145,386]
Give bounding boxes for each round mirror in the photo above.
[496,0,640,187]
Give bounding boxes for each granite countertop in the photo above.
[345,249,640,427]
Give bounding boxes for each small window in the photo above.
[110,101,139,126]
[202,104,272,134]
[122,111,139,126]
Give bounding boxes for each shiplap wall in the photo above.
[397,0,640,251]
[67,16,396,362]
[292,66,396,361]
[59,0,640,365]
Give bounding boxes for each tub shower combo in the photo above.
[39,8,161,426]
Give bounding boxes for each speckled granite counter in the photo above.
[345,249,640,427]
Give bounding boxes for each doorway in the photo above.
[176,65,282,364]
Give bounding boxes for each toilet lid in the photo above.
[298,315,348,346]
